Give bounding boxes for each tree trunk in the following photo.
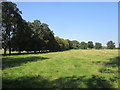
[19,51,21,54]
[8,24,11,55]
[34,51,36,53]
[9,47,11,55]
[4,48,6,55]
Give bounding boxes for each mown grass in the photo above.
[2,49,119,88]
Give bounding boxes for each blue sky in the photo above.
[15,2,118,46]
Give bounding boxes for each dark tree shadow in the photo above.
[86,75,115,88]
[2,56,49,70]
[105,57,120,68]
[1,49,69,56]
[1,51,50,56]
[92,57,119,68]
[2,75,115,88]
[99,68,117,73]
[94,56,119,88]
[92,57,119,74]
[98,57,119,74]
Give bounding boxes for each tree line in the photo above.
[2,2,117,55]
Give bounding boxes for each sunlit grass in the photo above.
[2,49,119,88]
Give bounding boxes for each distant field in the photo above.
[2,49,119,88]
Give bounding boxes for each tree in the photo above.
[107,41,115,49]
[40,23,59,52]
[27,21,59,52]
[2,2,22,54]
[87,41,94,49]
[27,20,45,52]
[80,41,87,49]
[95,42,102,49]
[12,20,33,53]
[70,40,80,49]
[55,37,69,51]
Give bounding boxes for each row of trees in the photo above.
[2,2,116,55]
[54,39,115,50]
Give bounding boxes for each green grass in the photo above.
[2,49,119,88]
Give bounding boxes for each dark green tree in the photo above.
[28,21,59,52]
[2,2,22,54]
[87,41,94,49]
[27,20,45,52]
[106,41,115,49]
[80,41,87,49]
[41,23,59,52]
[70,40,80,49]
[55,37,69,51]
[12,20,33,53]
[66,39,73,49]
[95,42,102,49]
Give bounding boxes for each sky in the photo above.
[10,0,119,2]
[14,2,118,46]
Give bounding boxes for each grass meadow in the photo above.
[2,49,119,88]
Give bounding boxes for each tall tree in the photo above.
[107,41,115,49]
[27,20,45,52]
[41,23,59,52]
[2,2,22,54]
[67,39,73,49]
[12,20,33,53]
[28,21,59,52]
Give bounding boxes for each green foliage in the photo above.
[107,41,115,49]
[95,42,102,49]
[41,23,59,51]
[80,41,87,49]
[12,20,33,52]
[87,41,94,49]
[70,40,80,49]
[2,2,22,54]
[55,37,69,51]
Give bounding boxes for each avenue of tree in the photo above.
[2,2,117,55]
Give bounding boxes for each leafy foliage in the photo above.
[2,2,22,54]
[107,41,115,49]
[95,42,102,49]
[70,40,80,49]
[87,41,94,49]
[80,41,87,49]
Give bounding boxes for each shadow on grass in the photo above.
[3,75,115,88]
[99,68,117,73]
[2,56,49,70]
[1,51,50,56]
[92,57,119,74]
[92,56,119,68]
[99,57,119,74]
[105,57,120,68]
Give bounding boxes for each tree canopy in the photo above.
[87,41,94,49]
[95,42,102,49]
[80,41,87,49]
[107,41,115,49]
[1,2,116,55]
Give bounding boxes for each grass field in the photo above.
[2,49,119,88]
